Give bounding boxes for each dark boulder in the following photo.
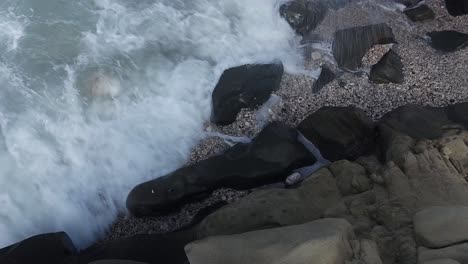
[333,23,396,71]
[394,0,423,7]
[297,107,376,161]
[71,231,194,264]
[279,0,328,36]
[0,232,76,264]
[446,102,468,128]
[369,49,404,84]
[127,122,316,217]
[211,63,283,126]
[312,65,335,93]
[404,4,435,22]
[445,0,468,16]
[426,30,468,52]
[379,104,455,140]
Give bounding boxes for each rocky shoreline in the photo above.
[2,0,468,264]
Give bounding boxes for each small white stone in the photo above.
[245,121,251,127]
[311,51,322,60]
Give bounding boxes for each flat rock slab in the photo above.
[127,122,316,216]
[445,0,468,16]
[195,168,342,238]
[404,4,435,22]
[414,206,468,248]
[427,31,468,52]
[211,63,283,125]
[333,23,396,71]
[369,49,404,84]
[297,106,376,161]
[419,244,468,264]
[186,218,354,264]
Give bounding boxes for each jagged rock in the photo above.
[195,168,341,238]
[211,63,283,125]
[279,0,328,35]
[404,4,435,22]
[333,23,396,70]
[127,122,316,216]
[329,160,372,195]
[297,106,376,161]
[72,232,194,264]
[369,49,404,84]
[419,244,468,264]
[445,0,468,16]
[426,31,468,52]
[313,65,335,93]
[186,219,354,264]
[0,232,76,264]
[414,206,468,248]
[423,259,461,264]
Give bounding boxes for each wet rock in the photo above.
[426,31,468,52]
[419,244,468,264]
[313,65,336,93]
[446,102,468,128]
[333,23,396,71]
[195,168,341,238]
[211,63,284,125]
[369,49,404,84]
[329,160,372,196]
[445,0,468,16]
[186,219,354,264]
[0,232,76,264]
[297,107,376,161]
[127,122,316,216]
[395,0,423,7]
[414,206,468,248]
[404,4,435,22]
[279,0,328,36]
[72,232,194,264]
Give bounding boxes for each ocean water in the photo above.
[0,0,302,248]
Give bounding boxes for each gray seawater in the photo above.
[0,0,302,248]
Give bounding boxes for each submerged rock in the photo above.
[211,63,284,125]
[404,4,435,22]
[414,206,468,248]
[445,0,468,16]
[426,31,468,52]
[395,0,423,7]
[0,232,76,264]
[297,106,376,161]
[186,219,354,264]
[279,0,328,36]
[312,65,336,93]
[369,49,404,84]
[333,23,396,71]
[127,122,316,216]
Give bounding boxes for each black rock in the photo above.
[426,30,468,52]
[404,4,435,22]
[445,0,468,16]
[297,107,376,161]
[312,66,335,93]
[333,23,396,71]
[0,232,76,264]
[394,0,423,7]
[369,49,404,84]
[127,122,316,217]
[446,102,468,128]
[379,104,455,140]
[211,63,283,126]
[280,0,328,36]
[71,231,194,264]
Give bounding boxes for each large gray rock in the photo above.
[211,63,284,125]
[186,218,354,264]
[127,122,316,216]
[195,168,341,238]
[414,206,468,248]
[333,23,396,70]
[329,160,372,195]
[419,244,468,264]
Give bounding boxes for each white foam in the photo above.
[0,0,302,248]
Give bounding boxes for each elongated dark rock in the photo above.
[426,30,468,52]
[369,49,404,84]
[333,23,396,71]
[127,122,316,217]
[211,63,283,126]
[312,66,335,93]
